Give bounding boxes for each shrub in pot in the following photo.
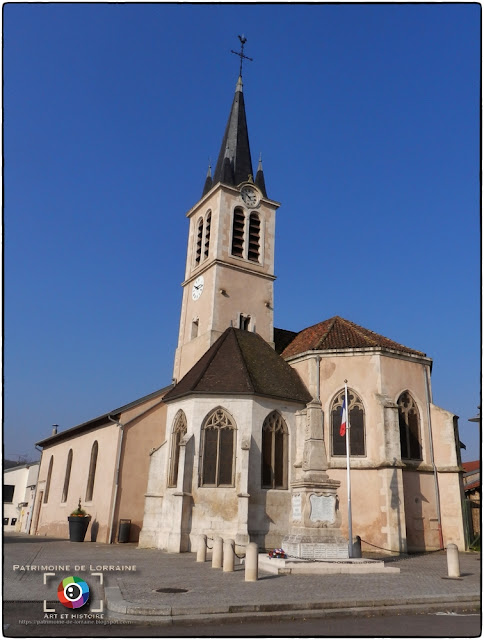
[68,498,91,542]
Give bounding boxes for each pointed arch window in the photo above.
[200,408,236,487]
[261,411,288,489]
[61,449,73,503]
[168,410,187,487]
[195,217,204,265]
[85,441,98,502]
[248,213,260,262]
[204,211,211,259]
[231,208,245,257]
[44,456,54,504]
[398,391,422,460]
[331,389,366,456]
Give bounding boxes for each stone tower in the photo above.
[173,75,280,381]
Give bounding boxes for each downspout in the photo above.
[107,415,125,544]
[424,366,444,550]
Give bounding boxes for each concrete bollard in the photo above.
[223,539,235,572]
[446,543,461,578]
[212,536,223,569]
[196,535,207,562]
[245,542,258,582]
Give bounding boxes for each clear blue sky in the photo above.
[4,3,480,462]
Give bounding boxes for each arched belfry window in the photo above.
[44,456,54,504]
[231,208,245,257]
[248,213,261,262]
[85,441,98,501]
[195,217,204,265]
[397,391,422,460]
[204,211,211,259]
[331,389,366,456]
[261,411,288,489]
[200,408,236,487]
[61,449,73,503]
[168,410,187,487]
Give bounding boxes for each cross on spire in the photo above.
[231,35,253,77]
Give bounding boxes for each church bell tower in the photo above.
[173,58,280,381]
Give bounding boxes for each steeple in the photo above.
[255,153,267,197]
[202,162,213,197]
[212,75,253,189]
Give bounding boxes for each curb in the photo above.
[104,586,481,623]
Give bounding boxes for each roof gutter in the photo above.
[107,415,125,544]
[424,366,444,550]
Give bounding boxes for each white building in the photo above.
[3,463,40,533]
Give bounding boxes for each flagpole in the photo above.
[344,380,353,558]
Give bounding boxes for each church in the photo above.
[32,56,466,554]
[138,68,465,554]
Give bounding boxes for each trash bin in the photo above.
[118,519,131,543]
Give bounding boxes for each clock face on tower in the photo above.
[192,275,204,300]
[240,184,260,208]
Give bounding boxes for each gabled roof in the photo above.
[36,384,173,448]
[281,316,426,359]
[164,327,312,404]
[462,460,480,473]
[212,76,254,189]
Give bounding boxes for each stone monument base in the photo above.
[282,532,349,560]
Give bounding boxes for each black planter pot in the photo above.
[68,516,91,542]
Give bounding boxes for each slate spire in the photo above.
[202,162,213,197]
[212,76,254,189]
[254,153,267,197]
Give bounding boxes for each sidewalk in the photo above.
[3,533,481,625]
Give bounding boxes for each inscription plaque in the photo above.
[292,494,302,522]
[309,494,335,524]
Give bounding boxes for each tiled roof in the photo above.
[164,328,312,404]
[281,316,426,359]
[464,480,480,492]
[463,460,480,473]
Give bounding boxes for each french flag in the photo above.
[340,397,347,437]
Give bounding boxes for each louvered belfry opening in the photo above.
[248,213,260,262]
[195,218,203,265]
[231,208,245,257]
[204,212,211,259]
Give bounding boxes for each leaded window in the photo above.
[44,455,54,503]
[61,449,73,503]
[261,411,288,489]
[331,389,366,456]
[398,391,422,460]
[168,410,188,487]
[200,408,236,487]
[85,441,98,502]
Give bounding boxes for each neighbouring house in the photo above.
[462,460,480,541]
[3,462,39,533]
[31,387,171,543]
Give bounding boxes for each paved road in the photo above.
[3,604,481,638]
[3,532,480,635]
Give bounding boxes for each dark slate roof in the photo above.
[212,76,254,189]
[274,327,299,354]
[164,327,312,404]
[281,316,426,359]
[36,384,173,448]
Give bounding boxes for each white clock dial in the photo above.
[240,185,260,208]
[192,275,204,300]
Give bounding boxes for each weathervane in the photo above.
[231,34,253,77]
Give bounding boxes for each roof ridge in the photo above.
[188,330,233,390]
[314,317,338,350]
[338,316,379,347]
[232,328,257,392]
